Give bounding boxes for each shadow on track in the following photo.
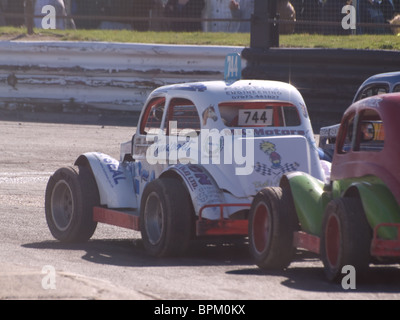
[227,250,400,294]
[23,238,400,294]
[22,236,252,268]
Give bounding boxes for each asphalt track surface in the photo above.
[1,112,399,301]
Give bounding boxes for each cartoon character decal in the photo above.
[258,141,300,176]
[260,141,281,168]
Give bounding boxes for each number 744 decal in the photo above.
[238,109,273,126]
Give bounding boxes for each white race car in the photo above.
[45,73,329,257]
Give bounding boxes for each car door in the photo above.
[132,96,167,195]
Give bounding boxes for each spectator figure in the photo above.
[229,0,295,34]
[98,0,133,30]
[276,0,296,34]
[63,0,75,28]
[0,0,5,26]
[321,0,350,35]
[71,0,162,31]
[394,0,400,11]
[229,0,254,33]
[34,0,75,29]
[70,0,102,29]
[3,0,25,26]
[202,0,238,32]
[291,0,321,33]
[389,13,400,34]
[359,0,393,34]
[149,0,167,31]
[132,0,155,31]
[99,0,162,31]
[164,0,205,31]
[380,0,395,22]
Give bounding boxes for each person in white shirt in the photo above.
[34,0,75,29]
[202,0,239,32]
[229,0,295,34]
[228,0,254,32]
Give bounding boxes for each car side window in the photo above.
[140,97,166,135]
[355,110,385,152]
[166,98,201,134]
[337,113,355,154]
[218,102,300,127]
[393,84,400,92]
[356,84,389,101]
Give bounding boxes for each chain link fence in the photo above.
[0,0,398,35]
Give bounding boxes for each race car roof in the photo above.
[148,80,305,113]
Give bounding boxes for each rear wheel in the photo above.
[321,198,371,282]
[140,178,193,257]
[248,187,297,269]
[45,166,99,242]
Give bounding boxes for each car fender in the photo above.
[284,172,327,236]
[204,134,327,199]
[75,152,137,209]
[161,164,228,220]
[343,182,400,240]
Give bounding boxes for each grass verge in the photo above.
[0,26,399,50]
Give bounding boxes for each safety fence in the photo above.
[0,1,399,36]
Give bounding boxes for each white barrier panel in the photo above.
[0,41,244,112]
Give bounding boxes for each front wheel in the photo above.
[321,198,371,282]
[45,166,99,243]
[248,187,297,270]
[140,178,193,257]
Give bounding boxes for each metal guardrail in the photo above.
[2,40,399,131]
[0,41,243,113]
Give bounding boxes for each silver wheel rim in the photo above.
[51,180,74,231]
[144,192,164,245]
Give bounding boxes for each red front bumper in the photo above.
[196,203,250,236]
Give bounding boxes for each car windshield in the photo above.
[356,83,389,101]
[218,102,301,128]
[339,109,385,154]
[357,119,385,152]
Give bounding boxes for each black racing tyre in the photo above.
[140,178,193,257]
[248,187,298,270]
[45,166,99,243]
[321,198,372,282]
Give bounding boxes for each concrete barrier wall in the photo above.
[0,41,244,113]
[242,47,400,129]
[2,41,399,130]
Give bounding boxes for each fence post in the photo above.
[250,0,279,50]
[25,0,34,35]
[353,0,358,35]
